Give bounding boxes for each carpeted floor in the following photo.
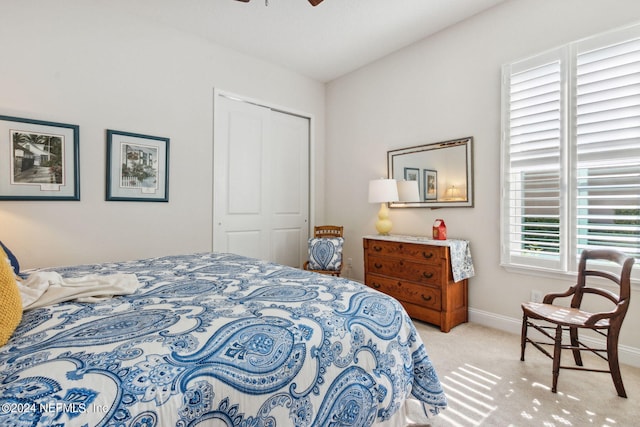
[414,321,640,427]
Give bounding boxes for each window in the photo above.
[501,24,640,279]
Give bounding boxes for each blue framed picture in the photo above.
[423,169,437,200]
[106,130,169,202]
[0,115,80,200]
[404,167,419,182]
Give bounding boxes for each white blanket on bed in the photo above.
[18,272,141,310]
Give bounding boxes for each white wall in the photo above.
[326,0,640,363]
[0,0,326,268]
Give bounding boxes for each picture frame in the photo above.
[106,130,169,202]
[423,169,437,200]
[0,115,80,200]
[404,167,421,200]
[403,167,420,182]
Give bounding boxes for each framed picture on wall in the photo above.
[403,167,419,182]
[106,129,170,202]
[0,115,80,200]
[404,167,421,199]
[423,169,437,200]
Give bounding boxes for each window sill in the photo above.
[501,263,640,289]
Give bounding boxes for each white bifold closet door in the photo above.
[213,93,310,268]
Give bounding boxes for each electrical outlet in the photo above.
[530,290,543,303]
[343,258,354,279]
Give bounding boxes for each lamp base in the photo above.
[375,203,393,235]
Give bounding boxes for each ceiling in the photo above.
[120,0,507,82]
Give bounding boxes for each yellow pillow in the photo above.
[0,246,22,346]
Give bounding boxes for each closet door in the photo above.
[213,94,310,267]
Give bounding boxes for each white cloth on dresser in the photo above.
[18,271,141,310]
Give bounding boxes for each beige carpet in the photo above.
[414,321,640,427]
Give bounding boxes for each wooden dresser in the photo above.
[363,235,469,332]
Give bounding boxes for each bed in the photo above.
[1,252,447,426]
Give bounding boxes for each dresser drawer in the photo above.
[366,274,441,310]
[363,236,468,332]
[366,239,446,265]
[366,255,442,285]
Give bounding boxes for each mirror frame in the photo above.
[387,136,474,208]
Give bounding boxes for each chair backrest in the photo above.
[571,249,635,325]
[313,225,343,239]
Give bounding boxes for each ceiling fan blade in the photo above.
[235,0,250,2]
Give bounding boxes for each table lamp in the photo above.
[397,180,420,203]
[368,178,399,235]
[443,184,464,201]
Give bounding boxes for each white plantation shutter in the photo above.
[503,58,564,270]
[575,36,640,258]
[502,24,640,278]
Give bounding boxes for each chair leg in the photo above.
[551,325,563,393]
[569,327,583,366]
[607,332,627,398]
[520,314,528,361]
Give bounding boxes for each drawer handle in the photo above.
[374,263,383,269]
[421,294,433,302]
[422,252,434,259]
[371,282,381,289]
[373,246,383,252]
[422,272,434,279]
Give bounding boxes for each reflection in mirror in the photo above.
[388,137,474,208]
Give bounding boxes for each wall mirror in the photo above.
[388,136,474,208]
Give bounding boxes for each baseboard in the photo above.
[469,308,640,368]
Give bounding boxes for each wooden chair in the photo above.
[303,225,344,277]
[520,249,635,397]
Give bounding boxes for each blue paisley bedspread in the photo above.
[0,252,447,426]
